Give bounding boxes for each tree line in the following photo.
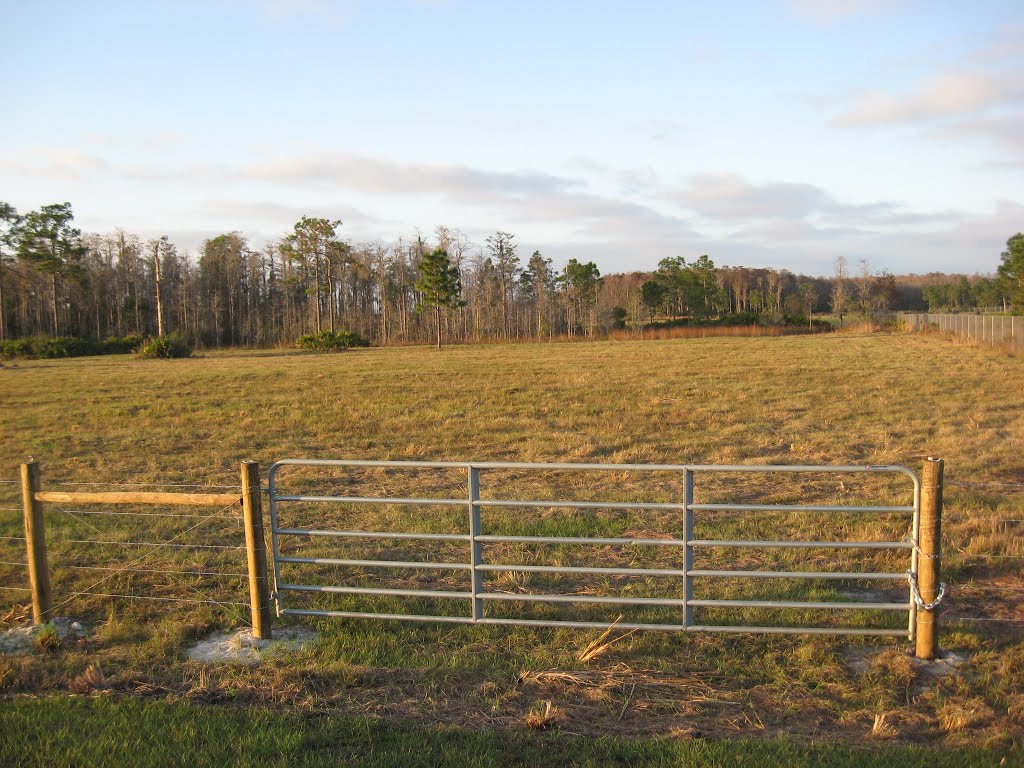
[0,201,1019,347]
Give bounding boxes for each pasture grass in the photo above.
[0,696,1015,768]
[0,331,1022,756]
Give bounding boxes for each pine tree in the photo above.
[415,247,464,348]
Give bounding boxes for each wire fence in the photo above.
[899,312,1024,351]
[0,478,251,627]
[2,467,1022,642]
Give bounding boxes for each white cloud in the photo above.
[0,143,998,274]
[662,172,920,226]
[835,71,1024,127]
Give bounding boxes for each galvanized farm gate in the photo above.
[267,460,942,649]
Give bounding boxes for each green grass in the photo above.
[0,332,1022,751]
[0,696,1015,768]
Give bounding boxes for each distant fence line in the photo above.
[899,312,1023,351]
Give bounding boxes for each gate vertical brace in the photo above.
[265,466,284,618]
[908,469,921,641]
[683,468,694,629]
[468,466,483,621]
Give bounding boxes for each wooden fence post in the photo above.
[20,461,52,625]
[241,461,272,640]
[915,457,944,660]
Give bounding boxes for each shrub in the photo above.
[0,336,102,359]
[296,330,369,352]
[135,333,193,359]
[102,334,145,354]
[718,311,761,326]
[33,623,61,653]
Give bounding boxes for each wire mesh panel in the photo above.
[268,460,921,638]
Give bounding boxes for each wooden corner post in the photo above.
[21,461,52,624]
[241,461,272,640]
[915,457,944,660]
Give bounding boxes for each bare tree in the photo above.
[831,255,849,327]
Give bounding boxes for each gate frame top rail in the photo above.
[266,460,921,639]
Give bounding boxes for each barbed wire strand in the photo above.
[942,520,1024,528]
[946,480,1024,489]
[51,481,241,490]
[954,617,1024,624]
[169,569,252,626]
[0,536,27,542]
[55,538,244,551]
[50,508,241,521]
[0,560,27,567]
[70,591,247,607]
[57,509,104,536]
[60,563,249,578]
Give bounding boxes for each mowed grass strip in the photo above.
[0,696,1013,768]
[0,332,1022,746]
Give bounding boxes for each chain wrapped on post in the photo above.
[908,571,946,612]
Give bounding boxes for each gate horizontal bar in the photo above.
[689,503,914,513]
[476,499,688,511]
[281,608,477,624]
[279,583,472,599]
[688,569,908,580]
[479,593,685,606]
[479,617,687,631]
[688,599,911,611]
[475,563,686,576]
[475,535,685,547]
[274,495,464,506]
[277,556,472,571]
[690,539,912,549]
[270,459,918,476]
[279,609,909,636]
[276,528,469,542]
[690,625,910,637]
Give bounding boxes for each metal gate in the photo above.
[266,460,921,637]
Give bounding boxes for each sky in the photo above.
[1,0,1022,276]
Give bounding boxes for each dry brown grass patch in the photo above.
[524,700,563,730]
[937,697,996,732]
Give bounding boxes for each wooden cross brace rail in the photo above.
[33,491,242,507]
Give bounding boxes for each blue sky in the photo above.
[2,0,1021,275]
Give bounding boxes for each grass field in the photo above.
[0,331,1022,764]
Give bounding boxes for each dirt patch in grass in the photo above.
[186,626,318,665]
[0,617,86,655]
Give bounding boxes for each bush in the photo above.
[135,333,193,359]
[296,330,369,352]
[102,334,145,354]
[0,336,103,359]
[718,311,761,326]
